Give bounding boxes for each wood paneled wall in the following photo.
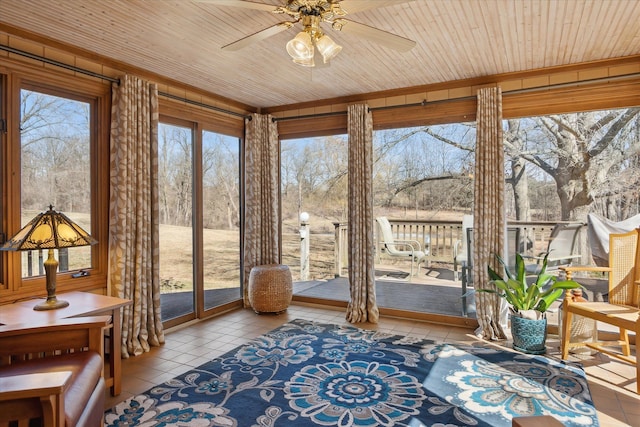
[271,57,640,139]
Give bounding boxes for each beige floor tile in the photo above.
[105,303,636,426]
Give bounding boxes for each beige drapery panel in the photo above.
[243,113,280,307]
[473,86,507,340]
[108,74,164,358]
[345,104,379,323]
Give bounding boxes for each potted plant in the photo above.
[482,252,581,354]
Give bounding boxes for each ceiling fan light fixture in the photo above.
[315,34,342,63]
[286,31,314,61]
[218,1,418,68]
[292,56,315,67]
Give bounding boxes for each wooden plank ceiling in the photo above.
[0,0,639,109]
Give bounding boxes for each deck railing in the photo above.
[25,248,69,276]
[333,219,586,277]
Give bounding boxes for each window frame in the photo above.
[0,69,110,303]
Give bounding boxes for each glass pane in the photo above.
[158,123,194,320]
[202,130,241,309]
[502,108,640,333]
[503,108,640,261]
[281,135,348,285]
[372,124,475,316]
[19,89,92,277]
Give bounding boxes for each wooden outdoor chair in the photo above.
[560,228,640,393]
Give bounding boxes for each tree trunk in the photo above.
[510,157,530,221]
[227,203,234,230]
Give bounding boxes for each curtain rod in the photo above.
[0,44,120,83]
[273,71,640,122]
[272,110,347,122]
[507,71,640,95]
[158,92,251,120]
[271,97,475,122]
[0,44,251,120]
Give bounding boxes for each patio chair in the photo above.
[460,227,474,316]
[375,216,427,280]
[524,222,583,275]
[560,228,640,393]
[460,226,520,316]
[453,215,474,282]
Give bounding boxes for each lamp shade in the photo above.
[1,205,97,251]
[315,34,342,63]
[1,205,97,311]
[286,31,314,61]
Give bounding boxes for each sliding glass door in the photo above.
[158,119,242,325]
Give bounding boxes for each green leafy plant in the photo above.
[483,252,581,315]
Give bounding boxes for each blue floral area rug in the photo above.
[104,318,599,426]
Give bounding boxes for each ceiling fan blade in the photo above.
[333,19,416,52]
[337,0,415,15]
[222,22,294,51]
[195,0,279,12]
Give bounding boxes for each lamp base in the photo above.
[33,297,69,311]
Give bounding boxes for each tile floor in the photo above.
[105,303,640,427]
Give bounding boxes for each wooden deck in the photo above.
[160,263,618,336]
[292,264,479,328]
[291,264,626,334]
[159,264,478,327]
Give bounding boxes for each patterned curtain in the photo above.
[345,104,379,323]
[243,113,280,307]
[109,74,164,358]
[473,86,507,340]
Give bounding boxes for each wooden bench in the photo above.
[0,316,109,427]
[560,228,640,394]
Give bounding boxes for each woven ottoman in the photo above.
[248,264,293,314]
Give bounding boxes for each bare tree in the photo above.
[507,108,640,220]
[414,108,640,221]
[374,126,474,212]
[503,119,532,221]
[20,90,91,213]
[158,124,192,227]
[203,133,239,230]
[281,136,348,223]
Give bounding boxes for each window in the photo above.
[503,108,640,223]
[0,75,4,289]
[372,123,475,316]
[1,72,109,304]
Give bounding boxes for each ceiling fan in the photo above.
[197,0,416,67]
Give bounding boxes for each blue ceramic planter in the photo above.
[510,314,547,355]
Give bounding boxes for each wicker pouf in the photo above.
[248,264,293,314]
